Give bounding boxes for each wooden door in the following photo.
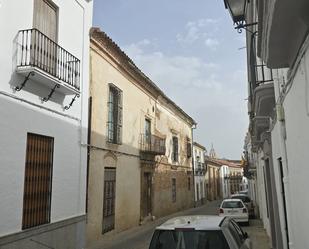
[142,172,152,218]
[22,133,54,229]
[102,168,116,234]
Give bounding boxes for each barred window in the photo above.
[22,133,54,229]
[172,136,178,162]
[107,84,122,144]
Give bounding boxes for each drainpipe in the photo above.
[191,123,197,207]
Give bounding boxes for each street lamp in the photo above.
[223,0,257,33]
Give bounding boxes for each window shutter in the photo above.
[33,0,57,41]
[117,90,123,144]
[107,89,113,142]
[187,142,192,158]
[172,136,178,162]
[175,138,178,161]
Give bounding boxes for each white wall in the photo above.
[256,149,271,236]
[220,165,230,198]
[0,0,92,236]
[278,42,309,248]
[193,144,206,201]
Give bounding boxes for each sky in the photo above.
[93,0,249,159]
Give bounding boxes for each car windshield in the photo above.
[222,201,244,208]
[231,195,250,203]
[149,230,230,249]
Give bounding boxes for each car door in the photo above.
[230,220,251,249]
[226,220,251,249]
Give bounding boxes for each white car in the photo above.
[231,194,255,218]
[219,199,249,225]
[149,215,251,249]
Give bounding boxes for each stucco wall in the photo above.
[87,40,194,242]
[0,0,92,238]
[0,96,85,236]
[87,45,144,242]
[280,44,309,248]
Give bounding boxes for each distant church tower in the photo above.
[209,143,217,158]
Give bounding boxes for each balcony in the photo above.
[195,162,207,175]
[16,29,80,95]
[251,116,270,147]
[253,83,275,118]
[140,134,166,155]
[258,0,309,68]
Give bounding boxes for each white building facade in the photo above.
[226,0,309,248]
[193,142,207,205]
[219,165,230,199]
[0,1,92,248]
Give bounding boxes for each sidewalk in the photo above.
[243,219,271,249]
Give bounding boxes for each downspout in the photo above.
[75,0,86,216]
[191,123,197,207]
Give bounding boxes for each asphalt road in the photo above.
[87,199,270,249]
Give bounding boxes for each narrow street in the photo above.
[87,200,270,249]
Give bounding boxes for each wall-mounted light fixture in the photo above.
[223,0,258,33]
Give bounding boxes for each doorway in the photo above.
[102,168,116,234]
[141,172,152,218]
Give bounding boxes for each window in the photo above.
[222,201,244,208]
[145,119,151,149]
[33,0,58,75]
[172,136,178,162]
[22,133,54,229]
[188,177,191,191]
[186,138,192,158]
[33,0,58,41]
[228,220,247,247]
[107,84,122,144]
[149,230,230,249]
[231,195,251,203]
[172,178,176,202]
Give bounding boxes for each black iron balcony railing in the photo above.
[140,134,166,155]
[195,162,207,175]
[17,29,80,90]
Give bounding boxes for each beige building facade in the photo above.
[205,157,221,201]
[86,28,195,245]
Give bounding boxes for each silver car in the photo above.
[149,215,251,249]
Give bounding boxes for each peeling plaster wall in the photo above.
[87,42,194,243]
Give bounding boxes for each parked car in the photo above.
[219,199,249,226]
[239,190,248,195]
[231,194,254,218]
[148,215,251,249]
